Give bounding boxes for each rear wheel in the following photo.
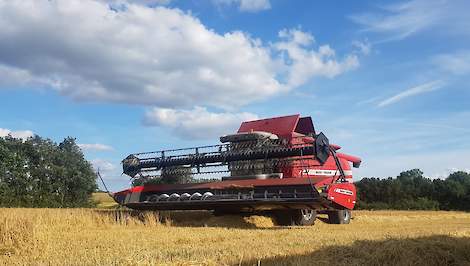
[292,209,316,226]
[327,209,351,224]
[272,209,316,226]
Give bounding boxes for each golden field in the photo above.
[0,193,469,265]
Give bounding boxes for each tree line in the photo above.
[355,169,470,211]
[1,133,469,211]
[0,135,97,207]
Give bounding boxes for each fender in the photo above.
[327,183,356,209]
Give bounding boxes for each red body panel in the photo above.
[327,183,357,210]
[238,114,300,138]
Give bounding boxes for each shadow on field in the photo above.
[316,216,330,224]
[93,209,283,229]
[240,235,470,266]
[93,209,354,229]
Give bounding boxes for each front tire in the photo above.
[292,209,317,226]
[272,209,317,226]
[327,209,351,224]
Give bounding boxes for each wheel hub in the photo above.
[301,209,314,220]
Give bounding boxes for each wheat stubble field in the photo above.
[1,194,470,266]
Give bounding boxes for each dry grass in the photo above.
[1,202,470,265]
[93,192,118,209]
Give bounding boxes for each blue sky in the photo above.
[1,0,469,191]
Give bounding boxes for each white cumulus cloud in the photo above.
[0,0,359,111]
[143,106,259,139]
[275,28,359,88]
[0,128,34,140]
[78,143,114,151]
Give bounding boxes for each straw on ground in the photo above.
[0,194,469,265]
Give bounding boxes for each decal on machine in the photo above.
[302,169,353,176]
[333,188,354,196]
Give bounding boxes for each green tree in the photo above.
[56,137,97,207]
[356,169,441,210]
[0,135,97,207]
[434,171,470,210]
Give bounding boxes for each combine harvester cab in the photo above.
[114,114,361,225]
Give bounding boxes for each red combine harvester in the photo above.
[114,114,361,225]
